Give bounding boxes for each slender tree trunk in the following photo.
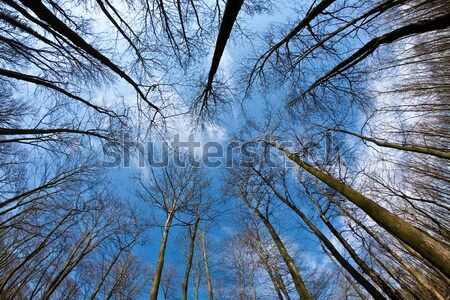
[265,140,450,279]
[200,231,214,300]
[199,0,244,111]
[260,256,284,300]
[0,211,72,293]
[251,221,290,299]
[253,230,285,300]
[106,252,132,299]
[272,258,291,300]
[149,211,175,300]
[250,278,257,300]
[397,238,450,286]
[42,240,96,300]
[359,236,416,299]
[193,258,201,300]
[248,205,311,300]
[41,225,115,300]
[278,200,384,299]
[324,249,368,300]
[335,129,450,159]
[89,247,127,300]
[181,218,200,300]
[28,250,64,299]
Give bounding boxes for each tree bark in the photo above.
[254,168,387,299]
[248,205,311,300]
[335,129,450,159]
[200,231,214,300]
[149,211,175,300]
[318,207,402,299]
[198,0,244,113]
[324,249,369,300]
[181,218,200,300]
[252,226,285,300]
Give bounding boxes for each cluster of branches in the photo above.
[0,156,150,299]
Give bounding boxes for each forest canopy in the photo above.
[0,0,449,299]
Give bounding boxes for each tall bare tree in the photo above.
[137,156,210,300]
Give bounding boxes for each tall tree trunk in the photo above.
[252,226,285,300]
[198,0,244,113]
[181,217,200,300]
[149,211,175,300]
[193,256,201,300]
[200,231,214,300]
[106,252,133,299]
[265,140,450,279]
[89,248,125,300]
[259,256,284,300]
[334,129,450,159]
[279,200,384,299]
[0,211,72,293]
[248,205,311,300]
[397,238,450,286]
[272,258,291,300]
[324,249,369,300]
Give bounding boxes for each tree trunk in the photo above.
[89,248,125,300]
[254,168,386,299]
[279,200,384,299]
[249,206,311,300]
[199,0,244,112]
[149,211,175,300]
[193,258,201,300]
[252,227,285,300]
[324,249,369,300]
[200,231,214,300]
[335,129,450,159]
[0,211,72,294]
[181,217,200,300]
[260,256,284,300]
[272,258,291,300]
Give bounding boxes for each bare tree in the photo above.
[137,156,210,300]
